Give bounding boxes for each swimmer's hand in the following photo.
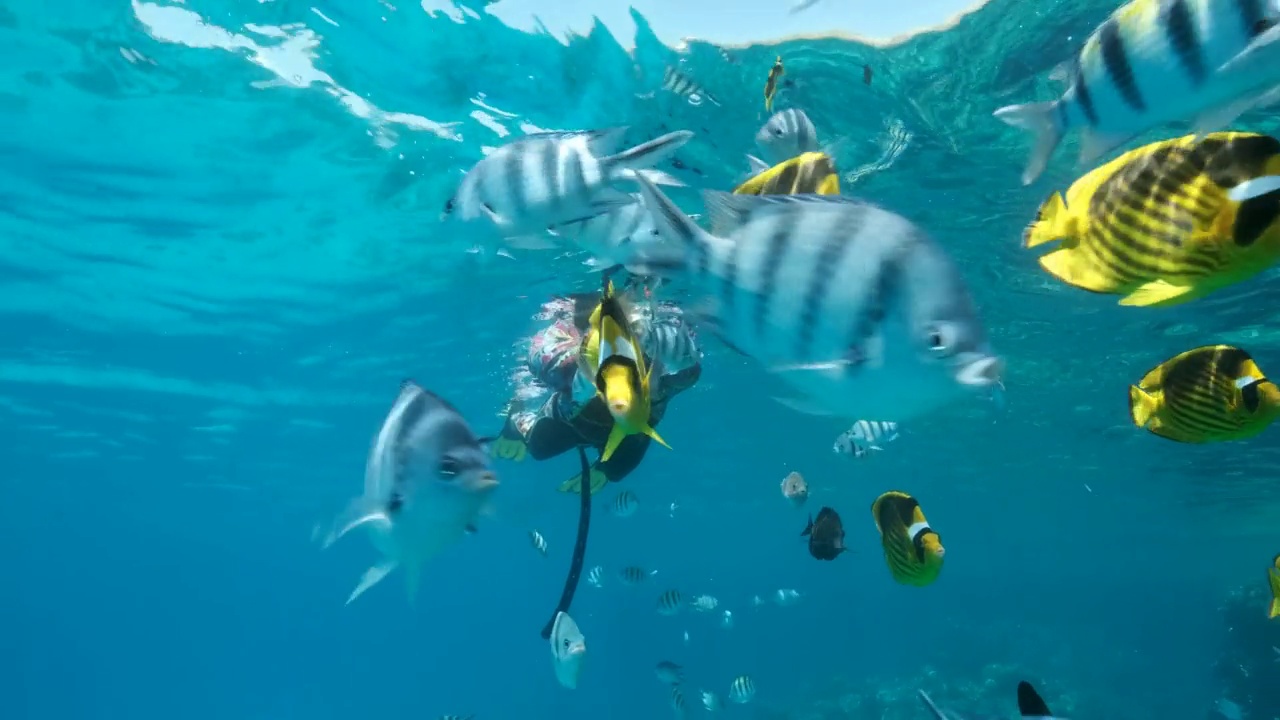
[557,467,608,494]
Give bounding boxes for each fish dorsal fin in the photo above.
[527,127,630,156]
[800,516,814,536]
[746,154,771,175]
[1016,681,1053,717]
[702,191,860,236]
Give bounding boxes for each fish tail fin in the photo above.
[345,559,399,605]
[604,130,695,180]
[629,172,718,274]
[993,100,1064,186]
[1016,681,1054,717]
[1023,192,1070,249]
[601,424,626,462]
[642,422,671,450]
[1128,385,1158,428]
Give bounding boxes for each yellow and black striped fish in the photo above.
[1268,554,1280,620]
[870,491,944,587]
[1129,345,1280,444]
[733,152,840,196]
[763,56,784,112]
[1023,133,1280,308]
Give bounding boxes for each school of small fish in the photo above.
[319,3,1280,714]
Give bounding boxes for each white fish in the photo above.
[636,315,702,373]
[657,589,684,616]
[323,380,499,605]
[701,690,724,712]
[629,179,1004,423]
[993,0,1280,185]
[610,489,639,518]
[682,630,690,645]
[670,686,687,718]
[770,589,801,606]
[548,194,665,271]
[833,419,900,458]
[586,565,604,587]
[690,594,719,612]
[655,661,683,685]
[443,128,692,245]
[728,675,757,704]
[529,529,549,556]
[619,566,658,585]
[549,611,587,689]
[721,610,734,629]
[753,109,819,165]
[662,65,721,107]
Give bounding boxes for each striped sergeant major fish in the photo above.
[625,174,1004,424]
[662,65,722,107]
[752,108,820,165]
[634,314,702,373]
[442,128,692,247]
[833,420,900,458]
[994,0,1280,186]
[323,380,499,605]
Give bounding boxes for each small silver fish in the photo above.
[701,690,723,712]
[619,566,658,585]
[655,660,683,685]
[586,565,604,587]
[610,489,639,518]
[530,529,549,556]
[753,109,819,165]
[629,181,1004,423]
[323,380,499,605]
[670,685,687,718]
[657,589,684,616]
[721,610,734,629]
[550,611,587,689]
[443,128,692,245]
[690,594,719,612]
[728,675,757,704]
[755,589,801,607]
[662,65,722,107]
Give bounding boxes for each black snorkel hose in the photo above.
[540,444,594,640]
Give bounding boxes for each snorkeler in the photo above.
[489,279,703,493]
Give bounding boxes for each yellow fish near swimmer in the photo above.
[583,280,670,462]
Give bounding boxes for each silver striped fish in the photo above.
[657,589,683,615]
[629,176,1004,424]
[662,65,722,107]
[670,685,687,718]
[610,489,639,517]
[619,566,658,584]
[637,316,701,373]
[701,690,724,712]
[994,0,1280,185]
[833,419,900,458]
[728,675,757,704]
[586,565,604,587]
[529,529,548,556]
[753,109,820,165]
[443,128,691,244]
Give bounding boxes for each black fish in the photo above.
[801,506,846,561]
[863,64,872,86]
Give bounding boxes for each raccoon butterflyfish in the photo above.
[871,491,944,587]
[763,56,784,112]
[1128,345,1280,444]
[1022,133,1280,308]
[591,279,670,462]
[1268,554,1280,619]
[733,152,840,196]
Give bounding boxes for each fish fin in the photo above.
[746,154,771,174]
[1077,128,1133,167]
[324,497,392,549]
[1191,91,1280,139]
[506,234,561,250]
[628,172,718,272]
[345,559,399,605]
[601,424,626,462]
[1128,384,1158,428]
[992,100,1064,185]
[1216,25,1280,78]
[1047,60,1073,86]
[611,168,686,187]
[1016,681,1054,717]
[1023,192,1071,249]
[1119,280,1197,308]
[1036,246,1119,293]
[801,516,813,536]
[603,130,695,179]
[1228,175,1280,203]
[582,126,631,156]
[642,422,671,450]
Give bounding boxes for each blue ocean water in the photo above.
[5,0,1280,718]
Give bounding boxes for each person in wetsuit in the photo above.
[489,285,703,494]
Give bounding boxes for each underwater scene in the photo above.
[8,0,1280,717]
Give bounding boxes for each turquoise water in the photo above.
[5,0,1280,718]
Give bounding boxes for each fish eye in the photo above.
[772,128,784,137]
[562,638,571,649]
[443,198,455,214]
[924,322,959,356]
[439,457,459,478]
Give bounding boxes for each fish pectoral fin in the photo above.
[1036,247,1118,293]
[1193,84,1280,140]
[345,559,399,606]
[325,498,392,549]
[1119,280,1198,308]
[614,168,686,187]
[745,154,771,175]
[643,423,671,450]
[601,424,627,462]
